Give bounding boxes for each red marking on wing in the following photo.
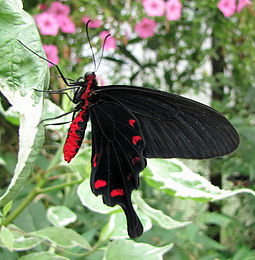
[95,180,107,189]
[111,189,124,197]
[132,136,142,145]
[129,119,136,128]
[127,172,133,181]
[93,153,98,167]
[132,156,140,165]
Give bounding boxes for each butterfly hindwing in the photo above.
[95,85,239,159]
[89,100,146,238]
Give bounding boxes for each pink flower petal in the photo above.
[56,15,75,34]
[96,76,104,86]
[100,31,116,51]
[165,0,182,21]
[39,4,47,11]
[143,0,165,17]
[48,1,70,16]
[35,12,59,36]
[43,44,59,68]
[135,18,156,39]
[237,0,250,13]
[218,0,236,17]
[82,16,102,28]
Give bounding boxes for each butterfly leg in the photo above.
[34,88,76,102]
[38,108,77,126]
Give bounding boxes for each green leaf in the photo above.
[3,201,12,217]
[46,206,77,227]
[68,148,91,178]
[198,212,232,228]
[233,247,255,260]
[31,227,91,250]
[133,192,191,230]
[0,226,14,251]
[0,0,49,206]
[12,237,40,251]
[104,240,173,260]
[144,159,255,201]
[77,179,118,214]
[13,200,48,232]
[1,106,20,126]
[0,157,6,167]
[19,252,69,260]
[197,234,227,251]
[118,45,141,66]
[41,99,69,131]
[0,225,40,251]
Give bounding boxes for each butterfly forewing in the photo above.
[89,101,146,237]
[95,85,239,159]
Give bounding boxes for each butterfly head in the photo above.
[85,71,95,79]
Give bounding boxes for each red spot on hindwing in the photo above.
[111,189,124,197]
[95,180,107,189]
[127,172,133,181]
[132,136,142,145]
[129,119,136,128]
[132,156,140,165]
[93,153,98,167]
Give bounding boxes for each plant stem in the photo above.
[39,179,83,194]
[2,186,38,226]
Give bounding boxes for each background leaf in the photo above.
[133,192,191,230]
[46,206,77,227]
[31,227,91,250]
[104,240,173,260]
[77,179,119,214]
[0,0,48,206]
[144,159,255,201]
[19,252,69,260]
[0,226,14,251]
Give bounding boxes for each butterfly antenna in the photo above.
[18,40,73,87]
[95,33,111,72]
[86,20,97,72]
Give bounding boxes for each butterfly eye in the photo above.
[85,71,93,78]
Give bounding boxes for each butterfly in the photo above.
[18,23,239,238]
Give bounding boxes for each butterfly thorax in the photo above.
[73,72,97,105]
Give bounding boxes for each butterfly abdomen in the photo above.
[63,73,96,163]
[64,107,89,163]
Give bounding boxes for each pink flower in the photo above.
[165,0,182,21]
[56,15,75,34]
[218,0,236,17]
[82,16,102,28]
[99,31,116,51]
[48,1,70,16]
[143,0,165,16]
[39,4,47,11]
[96,76,104,86]
[237,0,250,12]
[135,18,156,38]
[35,12,59,36]
[43,45,59,68]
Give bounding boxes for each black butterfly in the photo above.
[18,24,239,238]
